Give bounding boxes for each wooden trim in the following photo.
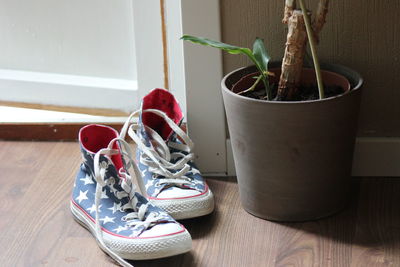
[0,123,124,141]
[164,0,187,114]
[132,1,165,99]
[0,101,129,117]
[0,122,187,141]
[160,0,169,89]
[180,0,227,174]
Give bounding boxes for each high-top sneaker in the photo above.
[70,124,192,266]
[120,88,214,220]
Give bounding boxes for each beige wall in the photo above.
[220,0,400,137]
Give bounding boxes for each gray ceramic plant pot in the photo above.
[221,62,363,222]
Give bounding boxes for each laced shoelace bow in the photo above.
[92,137,163,267]
[120,109,197,190]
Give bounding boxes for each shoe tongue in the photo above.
[141,88,183,140]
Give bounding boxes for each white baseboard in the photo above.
[226,138,400,177]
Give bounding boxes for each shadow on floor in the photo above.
[179,211,218,240]
[278,178,400,247]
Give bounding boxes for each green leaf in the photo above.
[252,38,270,72]
[181,35,272,100]
[181,35,253,57]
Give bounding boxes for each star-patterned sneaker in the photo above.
[70,124,192,266]
[120,88,214,220]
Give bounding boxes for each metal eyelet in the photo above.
[100,161,108,169]
[108,177,115,185]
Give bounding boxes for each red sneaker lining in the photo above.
[79,124,124,171]
[142,88,183,140]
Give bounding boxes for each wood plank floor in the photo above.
[0,141,399,267]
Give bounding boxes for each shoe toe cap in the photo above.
[157,187,201,198]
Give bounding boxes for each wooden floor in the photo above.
[1,141,399,267]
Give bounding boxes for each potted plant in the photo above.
[182,0,363,221]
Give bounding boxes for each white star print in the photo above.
[76,190,88,204]
[130,229,142,237]
[189,168,201,175]
[141,169,148,177]
[87,204,102,214]
[80,174,94,185]
[101,190,109,199]
[109,183,120,195]
[154,187,163,195]
[113,225,128,234]
[108,202,122,214]
[82,153,89,165]
[145,179,156,189]
[100,216,115,225]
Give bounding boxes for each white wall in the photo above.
[0,0,136,80]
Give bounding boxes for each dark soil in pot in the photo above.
[232,68,351,101]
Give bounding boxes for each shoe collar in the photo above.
[140,88,183,141]
[79,125,129,198]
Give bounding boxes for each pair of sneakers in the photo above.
[70,89,214,266]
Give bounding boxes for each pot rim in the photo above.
[221,63,364,105]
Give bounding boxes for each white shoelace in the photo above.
[120,109,196,191]
[92,137,163,267]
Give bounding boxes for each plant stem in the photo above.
[262,74,271,100]
[249,55,271,100]
[238,75,263,95]
[298,0,325,99]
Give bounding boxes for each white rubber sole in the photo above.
[70,202,192,260]
[149,189,215,220]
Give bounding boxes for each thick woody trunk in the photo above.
[283,0,296,24]
[313,0,329,43]
[277,10,308,100]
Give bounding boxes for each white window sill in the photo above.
[0,106,127,124]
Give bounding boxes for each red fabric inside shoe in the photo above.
[142,88,183,140]
[79,124,124,171]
